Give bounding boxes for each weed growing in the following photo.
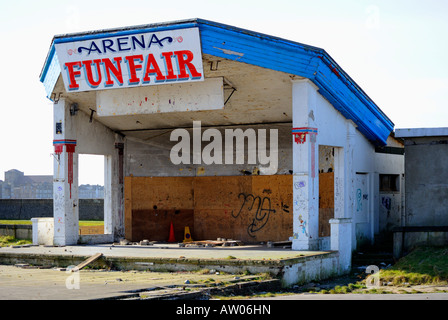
[379,246,448,286]
[0,235,32,247]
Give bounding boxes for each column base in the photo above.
[53,226,79,246]
[292,238,320,251]
[330,218,352,273]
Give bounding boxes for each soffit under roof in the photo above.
[52,54,299,139]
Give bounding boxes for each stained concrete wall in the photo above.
[0,199,104,221]
[374,136,405,236]
[125,123,292,178]
[0,224,32,240]
[401,136,448,226]
[393,227,448,259]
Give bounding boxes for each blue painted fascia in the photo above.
[196,19,394,145]
[39,18,394,145]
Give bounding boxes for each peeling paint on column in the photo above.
[53,140,77,199]
[292,128,318,178]
[292,127,318,145]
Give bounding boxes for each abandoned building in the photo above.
[393,127,448,257]
[38,18,403,273]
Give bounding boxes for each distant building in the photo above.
[79,184,104,199]
[2,169,53,199]
[0,181,11,199]
[0,169,103,199]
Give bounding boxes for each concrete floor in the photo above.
[0,243,338,300]
[0,242,324,261]
[0,243,326,263]
[0,264,269,300]
[0,243,321,300]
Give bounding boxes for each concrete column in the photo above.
[53,98,79,246]
[113,137,125,239]
[334,147,345,219]
[104,154,113,235]
[104,136,125,240]
[330,218,352,273]
[345,121,357,249]
[291,79,319,251]
[345,121,356,219]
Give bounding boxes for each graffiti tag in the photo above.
[232,193,276,238]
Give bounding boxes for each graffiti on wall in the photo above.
[298,214,308,237]
[381,196,392,211]
[232,193,276,238]
[356,189,362,212]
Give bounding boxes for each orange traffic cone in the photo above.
[168,222,176,242]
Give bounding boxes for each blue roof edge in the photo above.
[39,18,394,145]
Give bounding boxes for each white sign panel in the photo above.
[96,77,224,116]
[55,28,204,92]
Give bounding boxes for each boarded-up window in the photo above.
[319,172,334,237]
[125,175,293,243]
[380,174,399,192]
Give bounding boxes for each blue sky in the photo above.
[0,0,447,183]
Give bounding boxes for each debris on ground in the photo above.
[71,252,103,272]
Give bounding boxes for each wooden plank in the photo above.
[72,253,103,272]
[319,172,334,237]
[79,225,104,235]
[124,176,133,240]
[182,240,244,247]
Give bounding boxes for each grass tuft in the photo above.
[0,235,32,247]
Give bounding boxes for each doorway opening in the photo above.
[319,146,335,239]
[78,154,105,235]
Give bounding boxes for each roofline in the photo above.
[40,18,326,79]
[395,127,448,138]
[39,18,394,145]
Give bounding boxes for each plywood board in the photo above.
[319,172,334,237]
[132,209,194,242]
[130,176,194,210]
[125,175,293,243]
[125,176,194,241]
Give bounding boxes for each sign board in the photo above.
[96,77,224,116]
[55,28,204,92]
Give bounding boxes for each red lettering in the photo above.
[174,50,202,79]
[161,52,177,80]
[142,54,166,83]
[64,61,82,90]
[63,50,201,91]
[125,55,143,84]
[82,59,102,87]
[102,57,123,86]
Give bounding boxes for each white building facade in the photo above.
[40,19,400,273]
